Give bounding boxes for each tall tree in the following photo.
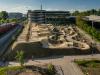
[72,11,80,16]
[90,9,97,15]
[97,9,100,16]
[0,11,8,20]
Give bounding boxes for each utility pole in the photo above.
[40,0,43,10]
[91,11,95,55]
[40,0,46,24]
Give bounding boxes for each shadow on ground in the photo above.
[7,42,100,60]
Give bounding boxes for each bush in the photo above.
[0,66,23,75]
[47,64,55,75]
[75,60,100,68]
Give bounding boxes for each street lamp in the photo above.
[91,20,94,39]
[91,18,96,56]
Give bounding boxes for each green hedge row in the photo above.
[76,16,100,41]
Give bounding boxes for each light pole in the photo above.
[92,20,94,40]
[40,0,42,10]
[91,15,95,55]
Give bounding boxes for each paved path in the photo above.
[7,54,100,75]
[3,23,30,58]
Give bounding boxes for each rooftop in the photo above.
[86,15,100,22]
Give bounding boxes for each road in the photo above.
[0,25,22,57]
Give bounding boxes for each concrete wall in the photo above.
[7,42,93,60]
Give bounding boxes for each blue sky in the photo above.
[0,0,100,13]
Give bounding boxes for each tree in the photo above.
[0,19,5,24]
[76,15,85,27]
[72,11,80,16]
[0,11,8,20]
[97,9,100,16]
[9,18,18,23]
[15,50,24,66]
[90,9,97,15]
[47,64,55,75]
[76,15,100,41]
[5,19,9,23]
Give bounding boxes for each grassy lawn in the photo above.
[75,59,100,75]
[0,66,23,75]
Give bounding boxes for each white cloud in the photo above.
[45,8,63,11]
[9,5,33,14]
[0,4,34,14]
[0,6,8,11]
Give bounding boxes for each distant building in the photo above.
[23,14,27,18]
[27,10,70,24]
[85,15,100,22]
[8,13,23,19]
[84,15,100,29]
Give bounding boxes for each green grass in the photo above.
[0,66,23,75]
[75,60,100,68]
[75,60,100,75]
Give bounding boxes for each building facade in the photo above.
[8,13,23,19]
[28,10,70,24]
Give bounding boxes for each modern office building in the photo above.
[27,10,70,24]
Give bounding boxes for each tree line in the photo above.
[0,11,26,24]
[72,9,100,16]
[76,15,100,41]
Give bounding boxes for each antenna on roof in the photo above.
[40,0,43,10]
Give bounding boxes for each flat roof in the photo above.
[28,10,69,13]
[86,15,100,22]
